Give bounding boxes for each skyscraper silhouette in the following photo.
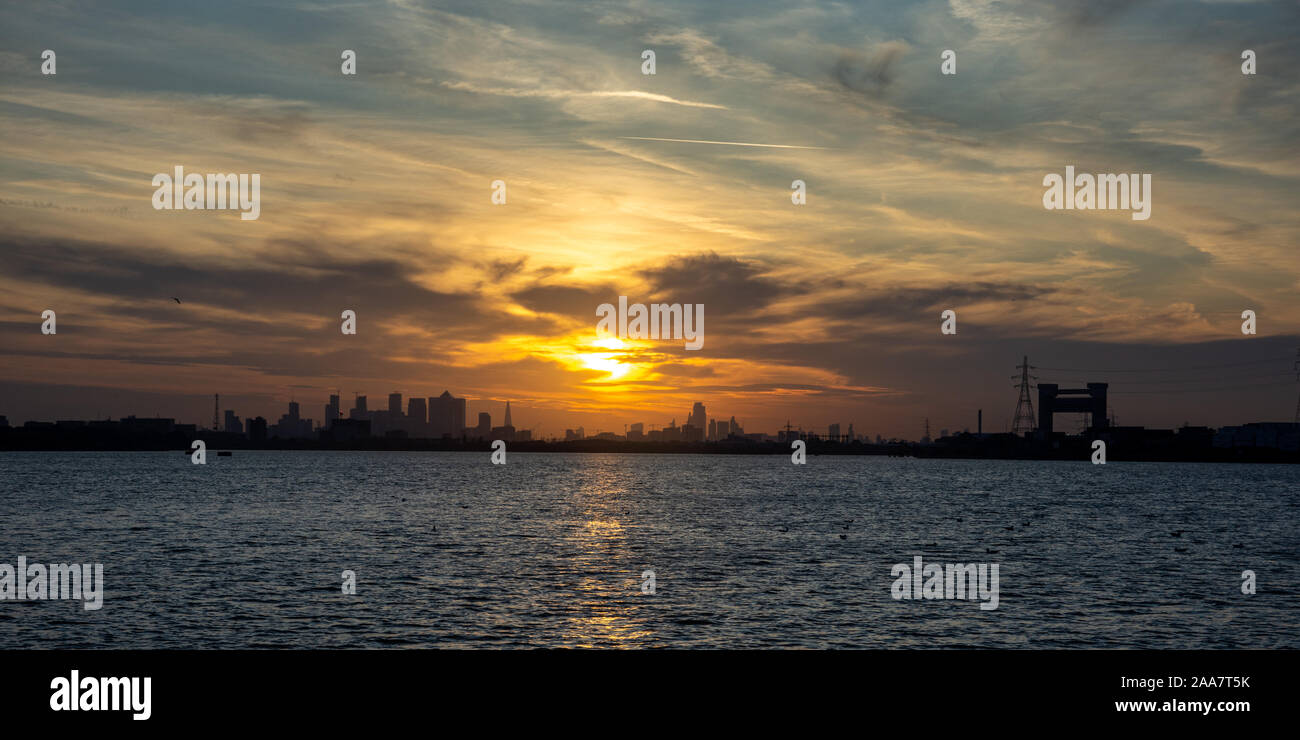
[688,402,707,431]
[429,391,466,438]
[325,394,340,427]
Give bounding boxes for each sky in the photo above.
[1,0,1298,439]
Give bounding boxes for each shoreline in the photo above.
[1,437,1297,464]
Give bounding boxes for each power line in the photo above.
[1049,372,1293,386]
[1036,356,1292,374]
[1110,380,1295,395]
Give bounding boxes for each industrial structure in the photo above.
[1037,383,1109,436]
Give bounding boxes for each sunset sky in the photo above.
[2,0,1297,438]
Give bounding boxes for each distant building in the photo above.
[368,410,396,437]
[388,393,402,417]
[430,391,467,438]
[1213,422,1300,451]
[407,397,426,424]
[247,416,267,441]
[120,416,175,434]
[829,423,841,441]
[271,401,313,439]
[325,418,369,442]
[661,419,681,442]
[491,401,517,440]
[325,394,340,427]
[1176,425,1214,447]
[224,409,243,435]
[407,397,427,436]
[350,395,368,420]
[473,412,491,439]
[688,402,707,433]
[626,423,643,441]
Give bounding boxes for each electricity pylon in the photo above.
[1012,356,1037,435]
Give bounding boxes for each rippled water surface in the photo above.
[0,451,1296,648]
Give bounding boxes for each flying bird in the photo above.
[170,297,182,304]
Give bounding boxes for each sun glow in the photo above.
[452,332,655,384]
[578,336,632,380]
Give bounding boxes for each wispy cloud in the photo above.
[441,81,726,109]
[618,136,826,149]
[0,0,1295,436]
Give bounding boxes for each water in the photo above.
[0,451,1295,648]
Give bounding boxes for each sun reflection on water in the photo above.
[562,478,655,647]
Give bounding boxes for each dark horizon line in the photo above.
[3,412,1300,464]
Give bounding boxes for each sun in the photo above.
[579,336,632,380]
[451,332,652,384]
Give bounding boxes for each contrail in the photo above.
[619,136,827,150]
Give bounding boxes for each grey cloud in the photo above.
[832,41,909,98]
[811,282,1055,323]
[511,283,616,317]
[637,252,798,316]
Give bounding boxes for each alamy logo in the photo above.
[0,556,103,610]
[152,166,261,220]
[1043,166,1151,221]
[596,297,704,350]
[891,555,999,610]
[50,670,151,720]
